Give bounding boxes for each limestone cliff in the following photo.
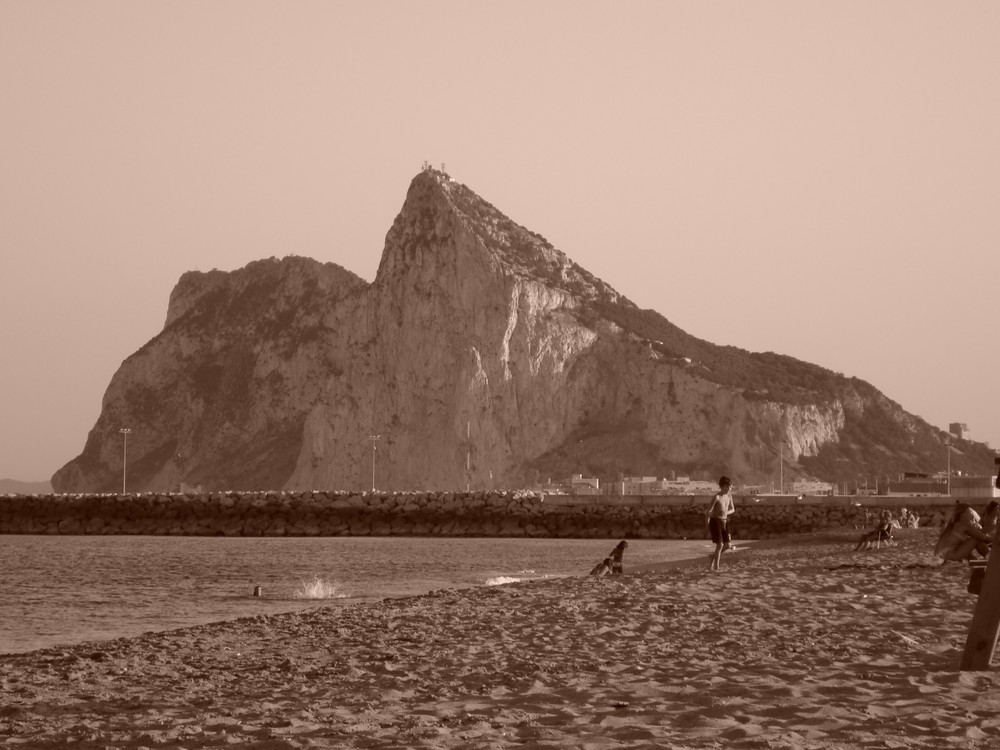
[52,170,996,493]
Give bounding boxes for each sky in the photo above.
[2,1,998,482]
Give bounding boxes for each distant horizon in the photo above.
[0,478,53,492]
[3,2,998,479]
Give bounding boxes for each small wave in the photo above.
[293,576,347,600]
[484,575,524,586]
[485,572,561,587]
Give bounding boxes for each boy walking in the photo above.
[708,475,735,571]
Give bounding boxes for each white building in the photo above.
[618,476,663,495]
[950,476,1000,500]
[612,476,719,495]
[791,480,834,496]
[567,474,601,495]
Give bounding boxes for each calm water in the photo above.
[0,535,713,654]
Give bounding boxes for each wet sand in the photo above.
[3,527,999,749]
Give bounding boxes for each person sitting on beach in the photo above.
[590,557,613,577]
[899,508,919,528]
[979,501,1000,540]
[855,510,895,551]
[608,541,628,575]
[935,502,993,562]
[877,511,895,544]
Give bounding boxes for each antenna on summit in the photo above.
[441,162,447,173]
[421,160,430,171]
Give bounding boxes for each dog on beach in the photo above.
[855,511,895,551]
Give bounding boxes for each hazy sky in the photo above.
[2,2,998,481]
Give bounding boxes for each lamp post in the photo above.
[368,434,381,492]
[779,442,783,495]
[946,443,953,496]
[777,439,787,495]
[119,428,132,494]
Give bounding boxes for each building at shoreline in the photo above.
[609,476,727,496]
[877,472,999,500]
[539,470,998,500]
[791,480,835,496]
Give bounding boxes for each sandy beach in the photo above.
[2,527,999,749]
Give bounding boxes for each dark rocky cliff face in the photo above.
[52,170,996,493]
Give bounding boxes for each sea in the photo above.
[0,535,713,655]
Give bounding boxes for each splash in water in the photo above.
[293,576,346,600]
[484,571,552,586]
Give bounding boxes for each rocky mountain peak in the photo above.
[376,168,622,306]
[165,256,366,332]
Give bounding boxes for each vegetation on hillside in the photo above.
[583,299,844,405]
[447,178,620,304]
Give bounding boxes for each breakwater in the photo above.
[0,491,962,539]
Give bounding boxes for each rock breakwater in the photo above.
[0,491,958,539]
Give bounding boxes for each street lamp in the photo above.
[779,441,784,495]
[775,438,787,495]
[119,428,132,494]
[368,434,381,492]
[946,442,953,496]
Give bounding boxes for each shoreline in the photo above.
[0,536,713,656]
[3,528,999,748]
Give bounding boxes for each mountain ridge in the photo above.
[52,169,996,493]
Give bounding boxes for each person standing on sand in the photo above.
[707,475,735,571]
